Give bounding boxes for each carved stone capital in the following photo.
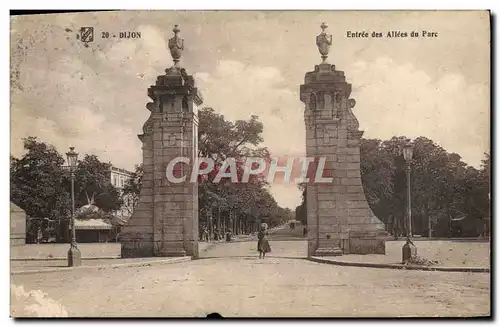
[348,98,356,109]
[146,102,158,112]
[143,115,154,135]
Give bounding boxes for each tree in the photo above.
[197,107,276,234]
[295,183,307,225]
[11,137,128,242]
[198,108,265,161]
[198,107,234,161]
[11,137,71,221]
[11,137,71,242]
[72,155,122,213]
[452,152,490,236]
[360,138,395,226]
[122,164,143,215]
[295,135,490,238]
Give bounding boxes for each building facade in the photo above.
[10,202,26,246]
[110,166,135,219]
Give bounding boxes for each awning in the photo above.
[74,219,113,230]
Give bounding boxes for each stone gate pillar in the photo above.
[300,23,386,257]
[121,25,201,258]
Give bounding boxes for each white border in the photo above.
[3,1,500,9]
[2,2,497,326]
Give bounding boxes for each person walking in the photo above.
[202,227,209,242]
[257,225,271,259]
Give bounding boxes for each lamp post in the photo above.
[66,147,81,267]
[403,144,414,238]
[402,143,417,263]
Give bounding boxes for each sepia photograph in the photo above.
[9,10,491,318]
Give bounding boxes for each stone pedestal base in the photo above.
[159,248,187,257]
[347,231,387,254]
[154,242,187,257]
[68,246,82,267]
[120,237,199,258]
[402,239,418,263]
[314,247,343,256]
[121,237,154,258]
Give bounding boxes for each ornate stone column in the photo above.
[121,25,201,258]
[300,23,386,256]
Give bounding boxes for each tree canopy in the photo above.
[11,137,70,221]
[296,136,490,238]
[73,154,122,212]
[197,107,289,230]
[11,137,123,241]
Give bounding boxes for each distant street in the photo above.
[11,238,490,317]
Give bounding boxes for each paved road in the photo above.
[267,222,308,240]
[11,240,490,317]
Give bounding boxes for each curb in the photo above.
[11,257,192,275]
[308,257,490,273]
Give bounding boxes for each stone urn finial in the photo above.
[316,22,332,63]
[168,24,184,66]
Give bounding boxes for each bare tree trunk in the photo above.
[216,206,221,231]
[428,214,431,239]
[232,211,236,234]
[232,212,236,234]
[208,208,213,240]
[222,212,226,235]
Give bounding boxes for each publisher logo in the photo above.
[80,27,94,43]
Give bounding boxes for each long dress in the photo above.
[257,231,271,253]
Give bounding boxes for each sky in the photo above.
[10,11,490,209]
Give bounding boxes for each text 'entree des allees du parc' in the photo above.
[346,30,439,38]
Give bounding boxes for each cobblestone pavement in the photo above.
[11,241,490,317]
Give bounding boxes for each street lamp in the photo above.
[402,144,414,238]
[402,143,417,263]
[66,146,81,267]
